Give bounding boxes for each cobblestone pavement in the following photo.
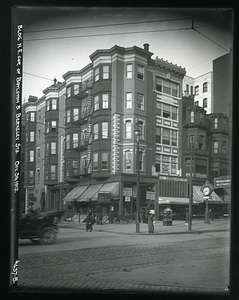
[16,226,230,295]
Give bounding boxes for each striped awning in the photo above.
[63,185,88,202]
[77,184,103,202]
[92,182,120,201]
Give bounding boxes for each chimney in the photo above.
[54,78,57,85]
[143,43,149,51]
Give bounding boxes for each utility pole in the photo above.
[135,123,140,233]
[188,137,194,230]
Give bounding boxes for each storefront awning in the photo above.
[92,182,120,201]
[77,184,103,202]
[63,185,88,202]
[193,185,223,204]
[158,197,189,205]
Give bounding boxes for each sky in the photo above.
[13,7,234,102]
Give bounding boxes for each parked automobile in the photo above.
[19,210,65,245]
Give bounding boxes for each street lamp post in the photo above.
[188,137,194,230]
[135,123,140,233]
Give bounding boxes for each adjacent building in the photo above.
[183,72,213,114]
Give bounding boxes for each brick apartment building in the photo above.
[21,44,231,219]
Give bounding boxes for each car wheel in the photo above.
[39,227,56,245]
[29,238,39,243]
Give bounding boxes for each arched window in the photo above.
[125,150,132,170]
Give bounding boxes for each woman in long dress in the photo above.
[148,213,154,233]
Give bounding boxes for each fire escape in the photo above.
[82,87,93,174]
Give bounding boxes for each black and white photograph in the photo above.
[10,6,234,295]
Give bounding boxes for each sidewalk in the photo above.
[58,218,230,235]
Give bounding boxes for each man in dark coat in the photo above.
[85,210,95,232]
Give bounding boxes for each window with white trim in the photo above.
[190,111,194,123]
[46,121,50,133]
[155,154,161,172]
[51,142,56,154]
[66,110,70,123]
[73,108,79,121]
[137,65,144,80]
[126,64,132,78]
[29,170,34,183]
[74,84,79,95]
[52,99,57,110]
[51,120,56,132]
[101,153,108,170]
[125,149,132,170]
[93,123,99,140]
[156,77,162,92]
[162,155,170,173]
[162,128,170,145]
[73,133,78,148]
[125,120,131,139]
[213,140,219,154]
[163,104,170,118]
[30,112,35,122]
[46,143,49,156]
[102,94,109,108]
[137,93,144,110]
[72,160,78,175]
[171,157,177,174]
[51,165,56,180]
[30,150,34,162]
[94,95,99,111]
[46,100,50,111]
[94,68,99,82]
[156,126,161,144]
[171,130,177,147]
[125,92,132,109]
[214,118,218,129]
[103,66,109,79]
[30,131,35,142]
[66,134,70,149]
[67,86,71,98]
[195,85,199,95]
[138,120,145,140]
[93,153,98,171]
[172,106,178,120]
[102,122,108,139]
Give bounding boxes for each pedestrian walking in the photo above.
[148,213,155,233]
[85,210,95,232]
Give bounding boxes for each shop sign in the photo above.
[123,187,132,196]
[214,177,231,187]
[159,176,188,182]
[146,191,155,200]
[98,192,110,203]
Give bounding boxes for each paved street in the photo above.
[17,219,230,294]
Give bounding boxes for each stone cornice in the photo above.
[89,45,153,62]
[62,63,93,80]
[152,57,186,76]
